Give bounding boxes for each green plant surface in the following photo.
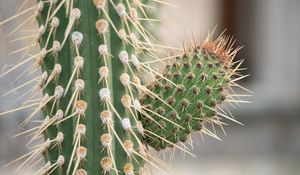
[140,36,244,150]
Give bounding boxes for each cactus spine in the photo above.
[0,0,250,175]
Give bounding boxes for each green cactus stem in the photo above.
[36,0,150,174]
[140,35,245,151]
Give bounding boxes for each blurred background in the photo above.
[0,0,300,174]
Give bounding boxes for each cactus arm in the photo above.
[140,36,245,150]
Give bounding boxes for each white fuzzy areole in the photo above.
[122,118,131,131]
[116,3,127,17]
[131,54,140,67]
[77,146,87,159]
[120,73,130,86]
[133,99,141,111]
[76,169,87,175]
[56,132,64,144]
[51,17,60,28]
[99,66,109,78]
[98,44,108,56]
[76,124,86,136]
[54,86,64,99]
[118,29,127,40]
[71,8,81,20]
[74,56,84,68]
[72,31,83,45]
[55,110,64,120]
[75,79,85,90]
[37,1,44,11]
[99,88,111,101]
[56,155,65,166]
[52,40,61,53]
[119,50,129,64]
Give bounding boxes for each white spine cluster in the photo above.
[53,64,62,74]
[41,71,48,82]
[44,138,51,150]
[96,19,108,34]
[99,88,111,102]
[55,110,64,120]
[72,31,83,45]
[136,121,144,135]
[57,155,65,166]
[100,157,113,172]
[74,56,84,68]
[130,8,138,23]
[41,93,50,104]
[98,44,108,56]
[120,73,130,87]
[40,48,47,59]
[71,8,81,20]
[76,124,87,136]
[93,0,107,9]
[76,169,87,175]
[131,54,140,68]
[100,110,112,124]
[132,76,141,85]
[75,101,87,115]
[122,118,131,131]
[133,99,141,111]
[37,1,44,12]
[51,17,60,29]
[124,140,134,154]
[77,147,87,160]
[99,66,109,78]
[54,86,64,99]
[39,25,46,36]
[119,50,129,64]
[75,79,85,90]
[124,164,134,175]
[52,40,61,53]
[118,29,127,41]
[100,134,112,147]
[55,132,64,144]
[116,3,127,17]
[130,33,139,46]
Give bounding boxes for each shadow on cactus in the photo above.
[0,0,251,175]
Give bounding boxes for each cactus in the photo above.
[0,0,250,175]
[140,35,246,151]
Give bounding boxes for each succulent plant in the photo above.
[0,0,249,175]
[140,35,246,151]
